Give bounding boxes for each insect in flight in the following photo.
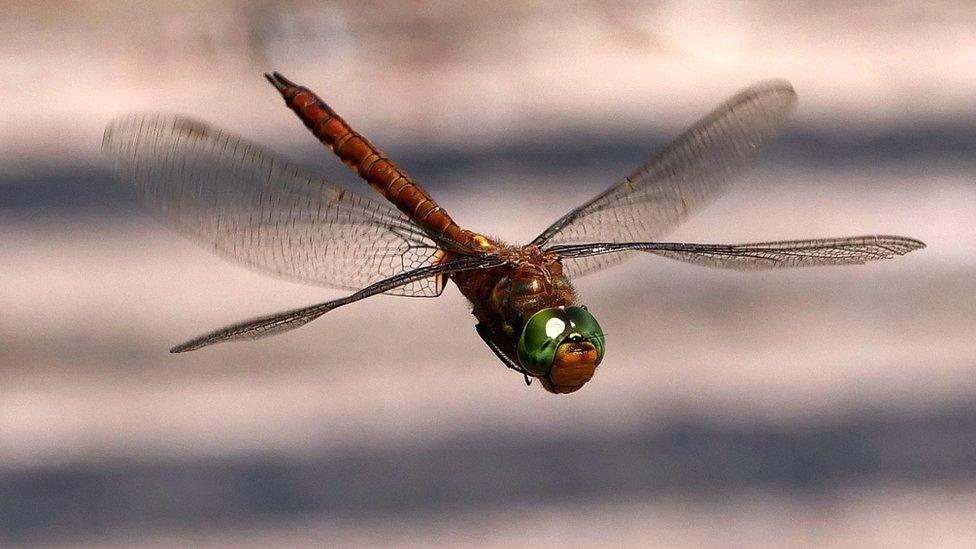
[103,74,924,394]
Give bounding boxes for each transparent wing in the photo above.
[549,235,925,270]
[170,255,503,352]
[103,113,450,297]
[533,80,798,278]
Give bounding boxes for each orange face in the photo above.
[539,340,600,394]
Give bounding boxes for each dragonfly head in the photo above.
[516,305,605,394]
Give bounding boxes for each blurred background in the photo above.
[2,1,975,547]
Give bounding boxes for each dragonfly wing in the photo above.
[103,114,450,297]
[532,80,798,279]
[171,255,503,352]
[549,235,925,271]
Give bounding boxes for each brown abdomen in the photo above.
[268,74,479,250]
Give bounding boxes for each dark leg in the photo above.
[475,323,533,385]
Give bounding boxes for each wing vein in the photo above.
[103,113,452,297]
[535,81,798,278]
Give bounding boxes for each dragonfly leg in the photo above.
[475,323,533,384]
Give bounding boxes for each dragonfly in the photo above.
[103,73,924,394]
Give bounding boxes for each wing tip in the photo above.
[873,235,926,255]
[730,78,798,114]
[170,340,203,353]
[102,113,144,153]
[102,113,217,156]
[754,78,796,94]
[904,237,927,252]
[882,236,928,255]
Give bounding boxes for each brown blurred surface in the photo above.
[2,1,976,547]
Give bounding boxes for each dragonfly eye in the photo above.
[517,306,605,376]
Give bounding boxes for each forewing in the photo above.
[549,235,925,270]
[644,236,925,270]
[170,254,503,352]
[534,81,798,278]
[103,114,446,296]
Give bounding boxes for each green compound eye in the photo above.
[516,306,606,376]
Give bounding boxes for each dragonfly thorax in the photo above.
[489,260,575,337]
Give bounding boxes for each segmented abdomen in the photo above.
[267,73,479,251]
